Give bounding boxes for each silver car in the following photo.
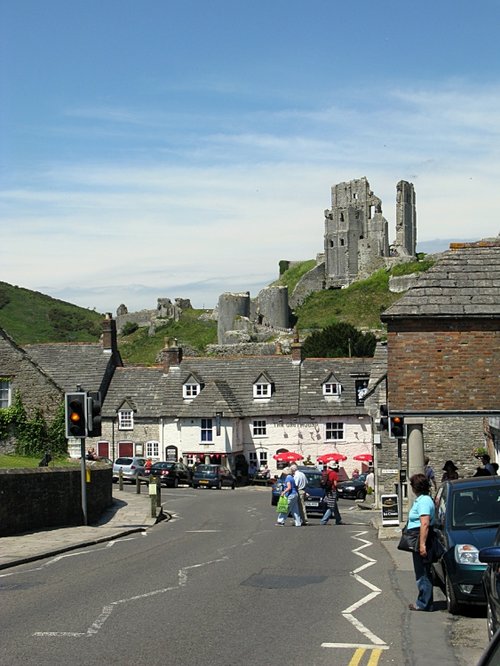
[112,456,146,484]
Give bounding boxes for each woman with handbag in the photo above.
[407,473,436,612]
[276,466,302,527]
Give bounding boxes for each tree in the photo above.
[302,323,376,358]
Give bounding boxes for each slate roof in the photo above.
[381,239,500,319]
[24,343,116,394]
[102,354,373,419]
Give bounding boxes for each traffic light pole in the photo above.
[80,438,88,526]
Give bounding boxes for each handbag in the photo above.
[276,495,289,513]
[397,526,420,552]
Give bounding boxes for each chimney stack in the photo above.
[162,338,183,373]
[102,313,117,355]
[291,333,303,365]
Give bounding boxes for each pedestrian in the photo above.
[441,460,459,482]
[248,461,257,483]
[86,447,97,461]
[291,464,308,525]
[407,473,435,612]
[320,463,343,525]
[424,456,437,493]
[365,467,375,494]
[479,454,495,476]
[276,466,302,527]
[144,457,153,471]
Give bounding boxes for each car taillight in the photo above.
[131,465,136,469]
[162,470,169,475]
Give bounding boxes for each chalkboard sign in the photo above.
[381,494,399,526]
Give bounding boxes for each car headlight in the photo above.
[344,485,355,491]
[454,544,481,565]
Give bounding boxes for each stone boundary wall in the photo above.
[289,261,326,308]
[0,466,113,536]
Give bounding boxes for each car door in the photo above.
[433,483,448,584]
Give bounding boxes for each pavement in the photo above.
[0,487,163,570]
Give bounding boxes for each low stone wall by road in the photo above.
[0,466,113,536]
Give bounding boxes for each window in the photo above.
[145,441,159,458]
[259,451,268,465]
[253,420,267,436]
[118,409,134,430]
[326,422,344,441]
[201,418,213,442]
[355,379,369,405]
[183,383,200,399]
[0,379,11,409]
[248,451,258,464]
[253,383,271,398]
[323,382,340,396]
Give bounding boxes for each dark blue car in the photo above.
[271,466,326,516]
[479,526,500,640]
[433,476,500,614]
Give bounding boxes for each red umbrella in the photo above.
[273,451,304,462]
[317,452,347,464]
[353,453,373,463]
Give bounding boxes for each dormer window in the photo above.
[118,409,134,430]
[254,383,271,398]
[323,382,340,396]
[183,382,200,399]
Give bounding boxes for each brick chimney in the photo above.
[162,338,183,373]
[102,313,117,355]
[291,333,303,365]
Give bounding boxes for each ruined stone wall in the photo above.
[289,260,325,308]
[116,298,190,334]
[395,181,417,256]
[256,286,289,329]
[217,293,251,344]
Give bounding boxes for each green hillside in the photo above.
[0,254,433,363]
[0,281,103,343]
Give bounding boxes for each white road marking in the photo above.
[33,555,229,637]
[322,530,388,651]
[322,643,390,650]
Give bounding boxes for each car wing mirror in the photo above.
[479,546,500,564]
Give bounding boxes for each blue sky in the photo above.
[2,1,500,313]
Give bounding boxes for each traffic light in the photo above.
[87,392,102,438]
[390,415,405,439]
[379,404,388,431]
[65,392,87,438]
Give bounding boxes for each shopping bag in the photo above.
[276,495,289,513]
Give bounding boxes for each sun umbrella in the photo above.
[317,452,347,464]
[273,451,304,462]
[353,453,373,463]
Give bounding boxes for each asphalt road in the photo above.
[0,486,487,665]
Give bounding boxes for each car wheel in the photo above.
[445,572,460,615]
[217,481,222,490]
[231,482,235,490]
[487,599,496,641]
[356,489,366,500]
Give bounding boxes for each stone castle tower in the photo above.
[323,177,416,288]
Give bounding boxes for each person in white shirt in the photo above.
[291,464,308,525]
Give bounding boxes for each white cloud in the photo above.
[3,80,500,312]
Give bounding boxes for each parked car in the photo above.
[432,476,500,614]
[112,456,146,484]
[337,473,368,501]
[479,526,500,640]
[271,466,326,516]
[192,464,236,489]
[143,461,192,488]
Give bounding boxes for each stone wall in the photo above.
[0,466,113,536]
[289,260,326,308]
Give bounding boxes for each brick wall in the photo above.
[0,467,112,536]
[387,319,500,412]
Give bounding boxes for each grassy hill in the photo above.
[0,281,103,343]
[0,255,434,363]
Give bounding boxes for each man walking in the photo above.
[291,464,308,525]
[320,463,344,525]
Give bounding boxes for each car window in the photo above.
[115,458,132,465]
[452,485,500,528]
[305,473,322,488]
